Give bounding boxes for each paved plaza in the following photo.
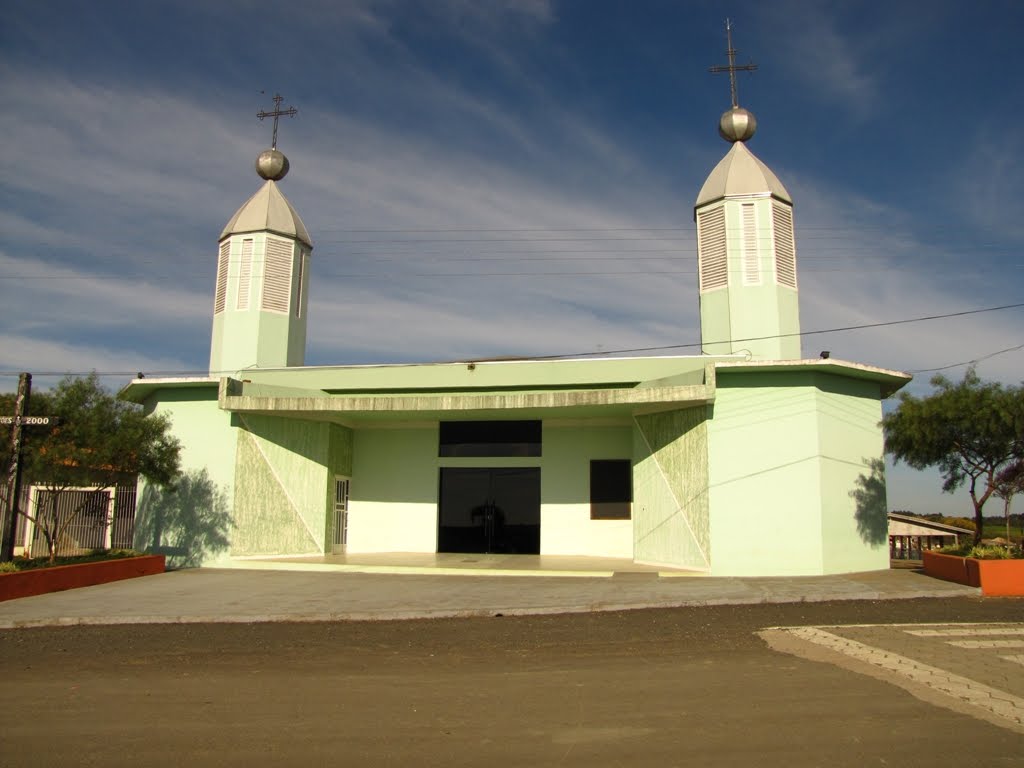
[0,561,980,627]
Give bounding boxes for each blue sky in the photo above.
[2,0,1022,517]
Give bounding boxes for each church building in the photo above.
[122,74,909,576]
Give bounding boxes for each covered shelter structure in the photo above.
[887,513,972,561]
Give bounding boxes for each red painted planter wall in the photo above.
[967,558,1024,597]
[921,551,970,585]
[922,550,1024,596]
[0,555,166,602]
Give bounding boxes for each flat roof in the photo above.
[120,355,911,413]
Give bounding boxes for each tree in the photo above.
[993,460,1024,547]
[1,373,181,562]
[882,368,1024,545]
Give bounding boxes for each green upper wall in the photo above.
[706,369,891,576]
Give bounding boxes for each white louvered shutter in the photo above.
[214,241,229,314]
[697,206,727,291]
[772,201,797,289]
[262,237,293,313]
[236,238,253,310]
[741,203,760,285]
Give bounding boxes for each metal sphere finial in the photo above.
[256,148,290,181]
[719,107,757,143]
[709,21,759,143]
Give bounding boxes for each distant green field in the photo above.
[981,524,1023,544]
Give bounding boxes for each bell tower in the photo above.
[695,23,801,360]
[209,94,312,375]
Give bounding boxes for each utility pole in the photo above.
[2,373,31,562]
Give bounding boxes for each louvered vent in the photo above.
[697,206,727,291]
[741,203,759,285]
[236,238,253,311]
[294,250,305,318]
[772,201,797,288]
[262,237,293,313]
[214,240,229,314]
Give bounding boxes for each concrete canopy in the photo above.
[121,355,910,426]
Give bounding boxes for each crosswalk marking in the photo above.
[947,640,1024,649]
[776,627,1024,727]
[905,628,1024,637]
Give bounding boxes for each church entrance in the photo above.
[437,467,541,554]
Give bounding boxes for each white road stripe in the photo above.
[783,627,1024,727]
[947,640,1024,649]
[906,628,1024,637]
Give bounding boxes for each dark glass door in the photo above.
[438,467,541,554]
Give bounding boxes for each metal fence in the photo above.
[9,484,138,558]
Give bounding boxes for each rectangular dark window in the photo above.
[439,420,542,457]
[590,459,632,520]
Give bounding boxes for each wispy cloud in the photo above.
[0,333,193,393]
[755,3,879,119]
[949,126,1024,241]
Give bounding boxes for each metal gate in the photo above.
[332,477,350,554]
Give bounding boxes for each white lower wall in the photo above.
[346,501,438,553]
[345,421,635,558]
[347,426,439,553]
[540,423,634,558]
[542,505,633,558]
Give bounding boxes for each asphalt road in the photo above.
[1,598,1022,767]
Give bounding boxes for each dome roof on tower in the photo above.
[695,141,792,209]
[220,179,313,247]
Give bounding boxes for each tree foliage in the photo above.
[882,368,1024,544]
[993,459,1024,544]
[2,373,181,561]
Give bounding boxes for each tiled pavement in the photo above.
[763,622,1024,734]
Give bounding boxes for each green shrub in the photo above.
[938,542,971,556]
[0,561,20,573]
[938,543,1022,559]
[2,550,143,571]
[937,542,1022,559]
[967,545,1015,560]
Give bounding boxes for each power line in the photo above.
[519,303,1024,361]
[2,302,1021,378]
[909,342,1024,373]
[4,262,1021,281]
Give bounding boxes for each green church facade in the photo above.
[124,356,906,575]
[121,88,910,576]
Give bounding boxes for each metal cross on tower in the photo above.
[257,93,298,150]
[708,19,758,109]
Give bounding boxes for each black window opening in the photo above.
[439,420,542,457]
[590,459,632,520]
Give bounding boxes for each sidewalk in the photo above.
[0,562,981,628]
